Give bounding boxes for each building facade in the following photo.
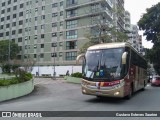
[0,0,119,66]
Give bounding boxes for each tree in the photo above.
[138,2,160,75]
[0,40,20,73]
[0,40,19,63]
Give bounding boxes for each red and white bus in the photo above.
[77,42,147,99]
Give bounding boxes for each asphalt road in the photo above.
[0,78,160,120]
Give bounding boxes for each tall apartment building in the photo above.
[114,0,125,32]
[0,0,118,67]
[124,11,144,54]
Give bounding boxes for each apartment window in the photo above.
[14,0,17,2]
[26,10,29,14]
[66,30,77,39]
[52,3,58,8]
[35,17,38,21]
[41,44,44,48]
[51,43,57,47]
[19,20,23,25]
[52,33,57,37]
[66,51,77,60]
[1,9,5,14]
[18,37,22,42]
[66,0,78,6]
[60,11,63,16]
[66,9,77,17]
[6,23,10,28]
[59,32,63,36]
[41,15,45,20]
[66,20,77,29]
[35,26,38,30]
[13,14,17,18]
[6,31,9,36]
[7,16,10,20]
[8,0,11,5]
[28,27,31,31]
[25,28,28,32]
[34,35,37,39]
[0,25,3,29]
[12,39,15,43]
[40,53,44,58]
[26,2,29,5]
[12,30,16,35]
[42,6,45,10]
[20,3,24,8]
[41,34,45,38]
[13,6,17,10]
[60,1,63,6]
[66,41,77,50]
[60,22,63,26]
[41,25,45,29]
[59,52,63,57]
[18,29,23,34]
[19,12,23,17]
[52,22,57,27]
[1,17,5,22]
[7,8,11,12]
[52,13,58,17]
[0,33,4,37]
[51,53,57,57]
[2,2,5,7]
[35,8,38,12]
[12,22,16,27]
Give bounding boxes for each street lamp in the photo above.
[52,42,57,80]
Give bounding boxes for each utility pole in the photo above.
[52,42,57,80]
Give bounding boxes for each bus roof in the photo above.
[87,42,130,50]
[87,42,146,61]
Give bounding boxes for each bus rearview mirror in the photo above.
[122,52,128,64]
[76,54,85,64]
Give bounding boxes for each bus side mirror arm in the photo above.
[76,54,85,64]
[122,52,128,64]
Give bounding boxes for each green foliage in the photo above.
[15,69,33,82]
[2,64,11,73]
[138,2,160,44]
[0,40,20,63]
[1,64,20,74]
[71,72,82,78]
[0,72,32,86]
[138,2,160,75]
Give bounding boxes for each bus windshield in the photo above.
[83,48,124,82]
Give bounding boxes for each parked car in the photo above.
[151,76,160,86]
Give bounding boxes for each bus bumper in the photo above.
[81,85,124,98]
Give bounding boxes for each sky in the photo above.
[124,0,160,49]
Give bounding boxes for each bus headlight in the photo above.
[82,89,86,93]
[114,91,120,96]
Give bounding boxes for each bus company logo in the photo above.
[2,112,11,117]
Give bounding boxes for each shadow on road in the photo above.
[84,87,149,104]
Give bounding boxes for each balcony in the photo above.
[65,8,113,21]
[65,0,113,10]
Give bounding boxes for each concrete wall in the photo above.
[31,66,82,77]
[0,79,34,102]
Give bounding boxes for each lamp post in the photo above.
[52,42,57,80]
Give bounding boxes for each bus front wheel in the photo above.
[125,85,133,100]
